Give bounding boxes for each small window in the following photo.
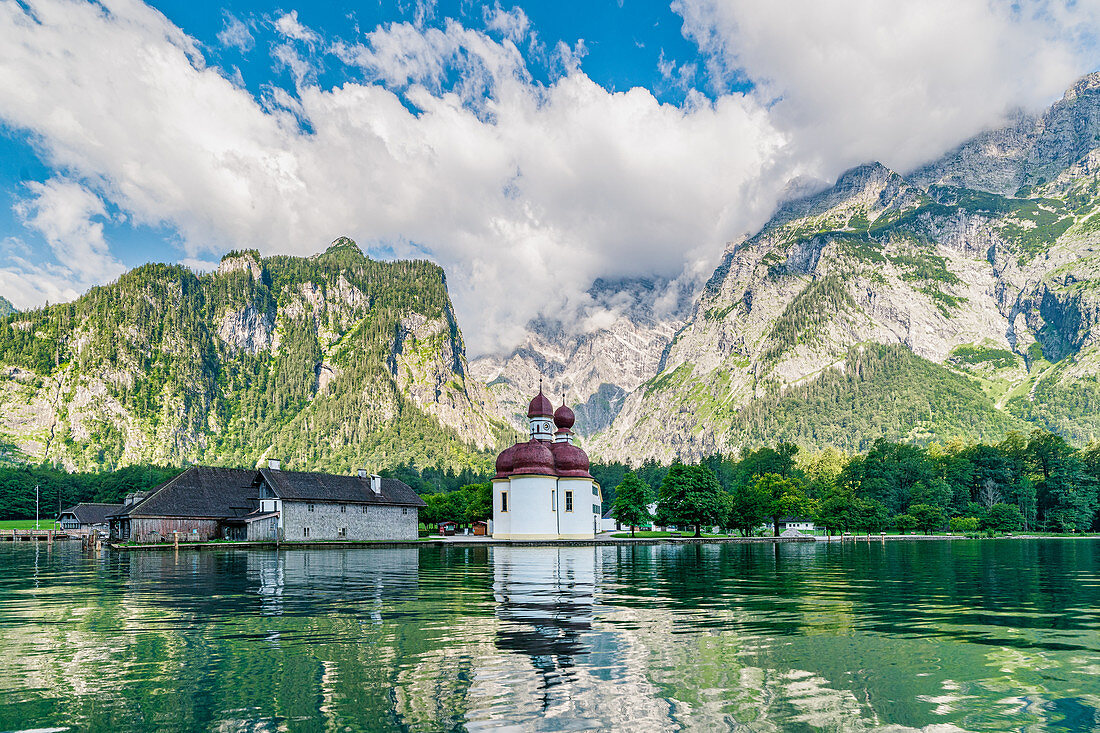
[402,507,408,515]
[500,492,509,512]
[363,505,368,514]
[338,528,346,538]
[565,490,573,512]
[551,489,556,511]
[340,505,346,513]
[593,504,600,514]
[303,527,310,538]
[593,486,598,496]
[308,504,315,512]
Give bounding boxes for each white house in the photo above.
[492,387,602,540]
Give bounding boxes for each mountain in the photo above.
[470,276,694,436]
[0,238,506,472]
[0,296,15,317]
[591,74,1100,463]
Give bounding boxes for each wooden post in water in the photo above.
[174,531,179,550]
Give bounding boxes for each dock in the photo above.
[2,529,71,542]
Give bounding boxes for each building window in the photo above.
[593,486,598,496]
[338,528,346,538]
[551,489,556,511]
[500,492,509,512]
[363,505,369,513]
[340,505,346,513]
[308,504,315,512]
[303,527,310,538]
[593,504,600,515]
[402,507,408,515]
[565,490,573,512]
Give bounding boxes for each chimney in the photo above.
[358,468,367,479]
[268,459,281,471]
[123,493,134,507]
[370,475,382,495]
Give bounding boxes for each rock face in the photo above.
[0,296,15,318]
[0,239,504,471]
[592,73,1100,463]
[470,277,694,436]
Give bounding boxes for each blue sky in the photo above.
[1,0,1098,353]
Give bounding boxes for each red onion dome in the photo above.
[527,389,554,418]
[550,442,592,478]
[553,402,575,430]
[494,443,519,479]
[510,439,557,476]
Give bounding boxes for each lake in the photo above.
[1,539,1098,731]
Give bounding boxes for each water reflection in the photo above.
[0,540,1099,731]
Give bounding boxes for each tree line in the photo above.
[609,430,1100,536]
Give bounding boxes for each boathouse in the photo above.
[108,462,424,543]
[58,503,123,535]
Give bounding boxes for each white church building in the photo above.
[492,387,602,540]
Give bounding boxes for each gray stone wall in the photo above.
[281,501,418,541]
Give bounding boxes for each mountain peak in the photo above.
[0,295,16,317]
[319,237,364,257]
[1062,71,1100,103]
[217,249,263,279]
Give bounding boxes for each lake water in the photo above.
[1,539,1098,732]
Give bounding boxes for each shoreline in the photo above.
[105,534,982,551]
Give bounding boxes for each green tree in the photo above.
[756,473,809,537]
[460,483,492,524]
[909,503,946,535]
[983,503,1024,533]
[610,472,653,537]
[655,463,725,537]
[851,497,888,534]
[726,475,769,536]
[815,488,856,535]
[949,516,980,535]
[893,513,917,534]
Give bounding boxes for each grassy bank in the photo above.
[0,520,60,530]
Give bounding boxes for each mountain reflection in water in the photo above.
[0,539,1098,731]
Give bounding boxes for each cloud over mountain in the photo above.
[0,0,1098,354]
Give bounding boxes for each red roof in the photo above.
[494,443,519,479]
[549,441,592,478]
[527,389,554,418]
[553,402,575,430]
[510,439,557,476]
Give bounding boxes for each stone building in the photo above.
[108,462,424,543]
[492,387,602,540]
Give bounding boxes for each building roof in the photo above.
[61,503,123,525]
[112,467,260,519]
[259,468,426,507]
[110,465,425,521]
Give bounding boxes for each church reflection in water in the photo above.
[493,546,599,696]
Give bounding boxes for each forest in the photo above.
[3,428,1098,536]
[603,428,1100,535]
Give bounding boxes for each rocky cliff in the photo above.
[591,74,1100,463]
[0,238,505,472]
[0,296,15,318]
[470,277,694,436]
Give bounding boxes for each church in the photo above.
[492,387,602,540]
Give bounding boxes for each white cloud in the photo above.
[484,3,530,44]
[14,178,125,283]
[1,179,125,309]
[273,10,319,45]
[2,0,1099,357]
[217,12,254,52]
[673,0,1100,172]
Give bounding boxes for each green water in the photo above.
[1,540,1098,732]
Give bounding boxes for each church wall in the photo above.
[555,477,600,539]
[494,474,559,539]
